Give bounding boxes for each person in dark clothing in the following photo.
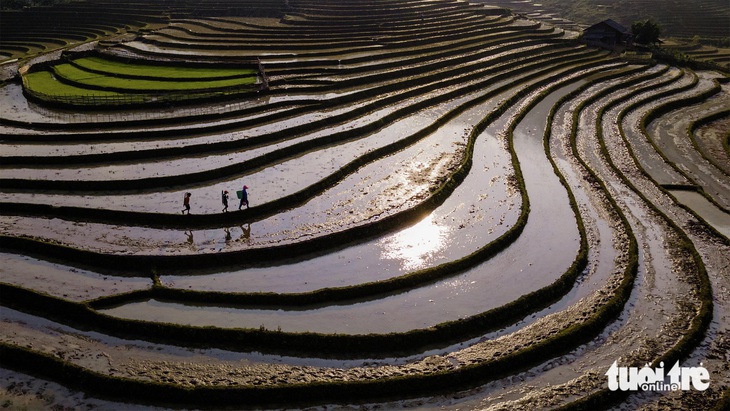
[222,190,229,212]
[238,185,249,210]
[182,192,191,214]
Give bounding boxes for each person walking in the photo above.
[222,190,229,212]
[182,192,191,214]
[238,185,249,210]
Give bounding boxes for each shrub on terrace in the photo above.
[631,19,662,45]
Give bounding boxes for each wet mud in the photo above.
[1,2,728,411]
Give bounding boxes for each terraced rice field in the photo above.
[22,54,262,107]
[1,0,729,410]
[477,0,730,71]
[479,0,730,39]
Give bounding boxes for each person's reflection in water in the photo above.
[240,223,251,243]
[224,227,232,245]
[184,230,195,250]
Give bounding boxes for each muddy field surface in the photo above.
[1,1,729,410]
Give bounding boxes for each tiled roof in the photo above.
[586,19,630,34]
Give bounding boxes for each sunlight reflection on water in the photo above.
[379,214,449,271]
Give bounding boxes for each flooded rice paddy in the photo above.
[1,1,729,410]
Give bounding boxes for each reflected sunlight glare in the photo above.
[380,214,449,271]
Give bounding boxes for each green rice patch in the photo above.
[24,70,121,97]
[53,63,257,92]
[73,56,257,80]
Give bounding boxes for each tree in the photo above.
[632,20,662,45]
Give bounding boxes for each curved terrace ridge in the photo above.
[0,1,727,410]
